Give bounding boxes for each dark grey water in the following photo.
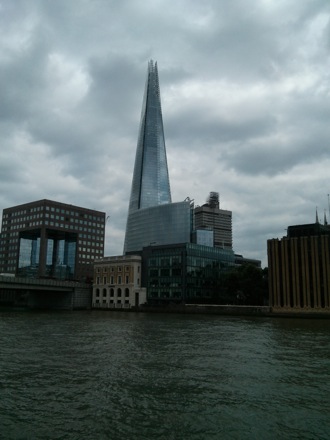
[0,311,330,440]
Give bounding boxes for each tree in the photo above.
[223,264,268,305]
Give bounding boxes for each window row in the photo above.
[95,287,130,297]
[95,275,130,284]
[94,299,130,305]
[96,266,134,273]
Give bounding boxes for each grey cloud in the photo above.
[1,0,330,264]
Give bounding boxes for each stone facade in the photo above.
[92,255,146,309]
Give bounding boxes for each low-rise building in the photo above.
[141,243,236,305]
[92,255,146,309]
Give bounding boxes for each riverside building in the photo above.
[107,60,259,309]
[92,255,146,309]
[0,199,105,281]
[141,243,235,305]
[267,221,330,314]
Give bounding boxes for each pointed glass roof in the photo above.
[127,60,172,213]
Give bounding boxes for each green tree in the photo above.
[223,264,268,305]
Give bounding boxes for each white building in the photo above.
[92,255,146,309]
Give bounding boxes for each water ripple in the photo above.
[0,311,330,439]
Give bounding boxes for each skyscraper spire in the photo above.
[127,60,171,213]
[123,61,190,254]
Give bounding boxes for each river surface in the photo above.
[0,310,330,440]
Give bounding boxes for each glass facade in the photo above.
[143,243,235,305]
[192,229,214,247]
[18,230,77,280]
[127,60,171,214]
[124,201,192,254]
[18,233,41,278]
[124,60,178,253]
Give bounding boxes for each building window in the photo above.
[110,276,114,284]
[103,276,107,284]
[110,288,114,297]
[125,275,129,284]
[118,275,122,284]
[96,277,100,285]
[125,288,129,297]
[103,288,107,297]
[117,288,122,297]
[95,289,100,297]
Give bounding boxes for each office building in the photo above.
[125,200,193,253]
[194,192,232,250]
[92,255,146,308]
[0,199,105,281]
[141,243,235,305]
[268,222,330,313]
[124,60,192,253]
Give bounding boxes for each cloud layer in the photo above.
[1,0,330,266]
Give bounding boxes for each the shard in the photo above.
[124,61,191,254]
[128,60,171,213]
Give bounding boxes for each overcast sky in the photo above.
[1,0,330,267]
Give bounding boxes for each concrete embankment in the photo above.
[139,304,271,317]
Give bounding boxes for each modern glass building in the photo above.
[0,199,105,281]
[142,243,236,305]
[125,200,193,253]
[124,60,191,253]
[127,60,171,213]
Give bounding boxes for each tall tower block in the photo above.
[124,61,191,254]
[128,60,171,213]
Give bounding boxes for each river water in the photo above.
[0,310,329,440]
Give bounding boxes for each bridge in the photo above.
[0,275,92,310]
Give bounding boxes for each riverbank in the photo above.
[140,304,330,318]
[139,304,271,317]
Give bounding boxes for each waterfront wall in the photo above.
[138,304,271,316]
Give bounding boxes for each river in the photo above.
[0,310,329,439]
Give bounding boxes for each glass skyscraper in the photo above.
[128,60,171,212]
[124,61,191,253]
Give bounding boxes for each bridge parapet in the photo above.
[0,276,92,309]
[0,275,87,291]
